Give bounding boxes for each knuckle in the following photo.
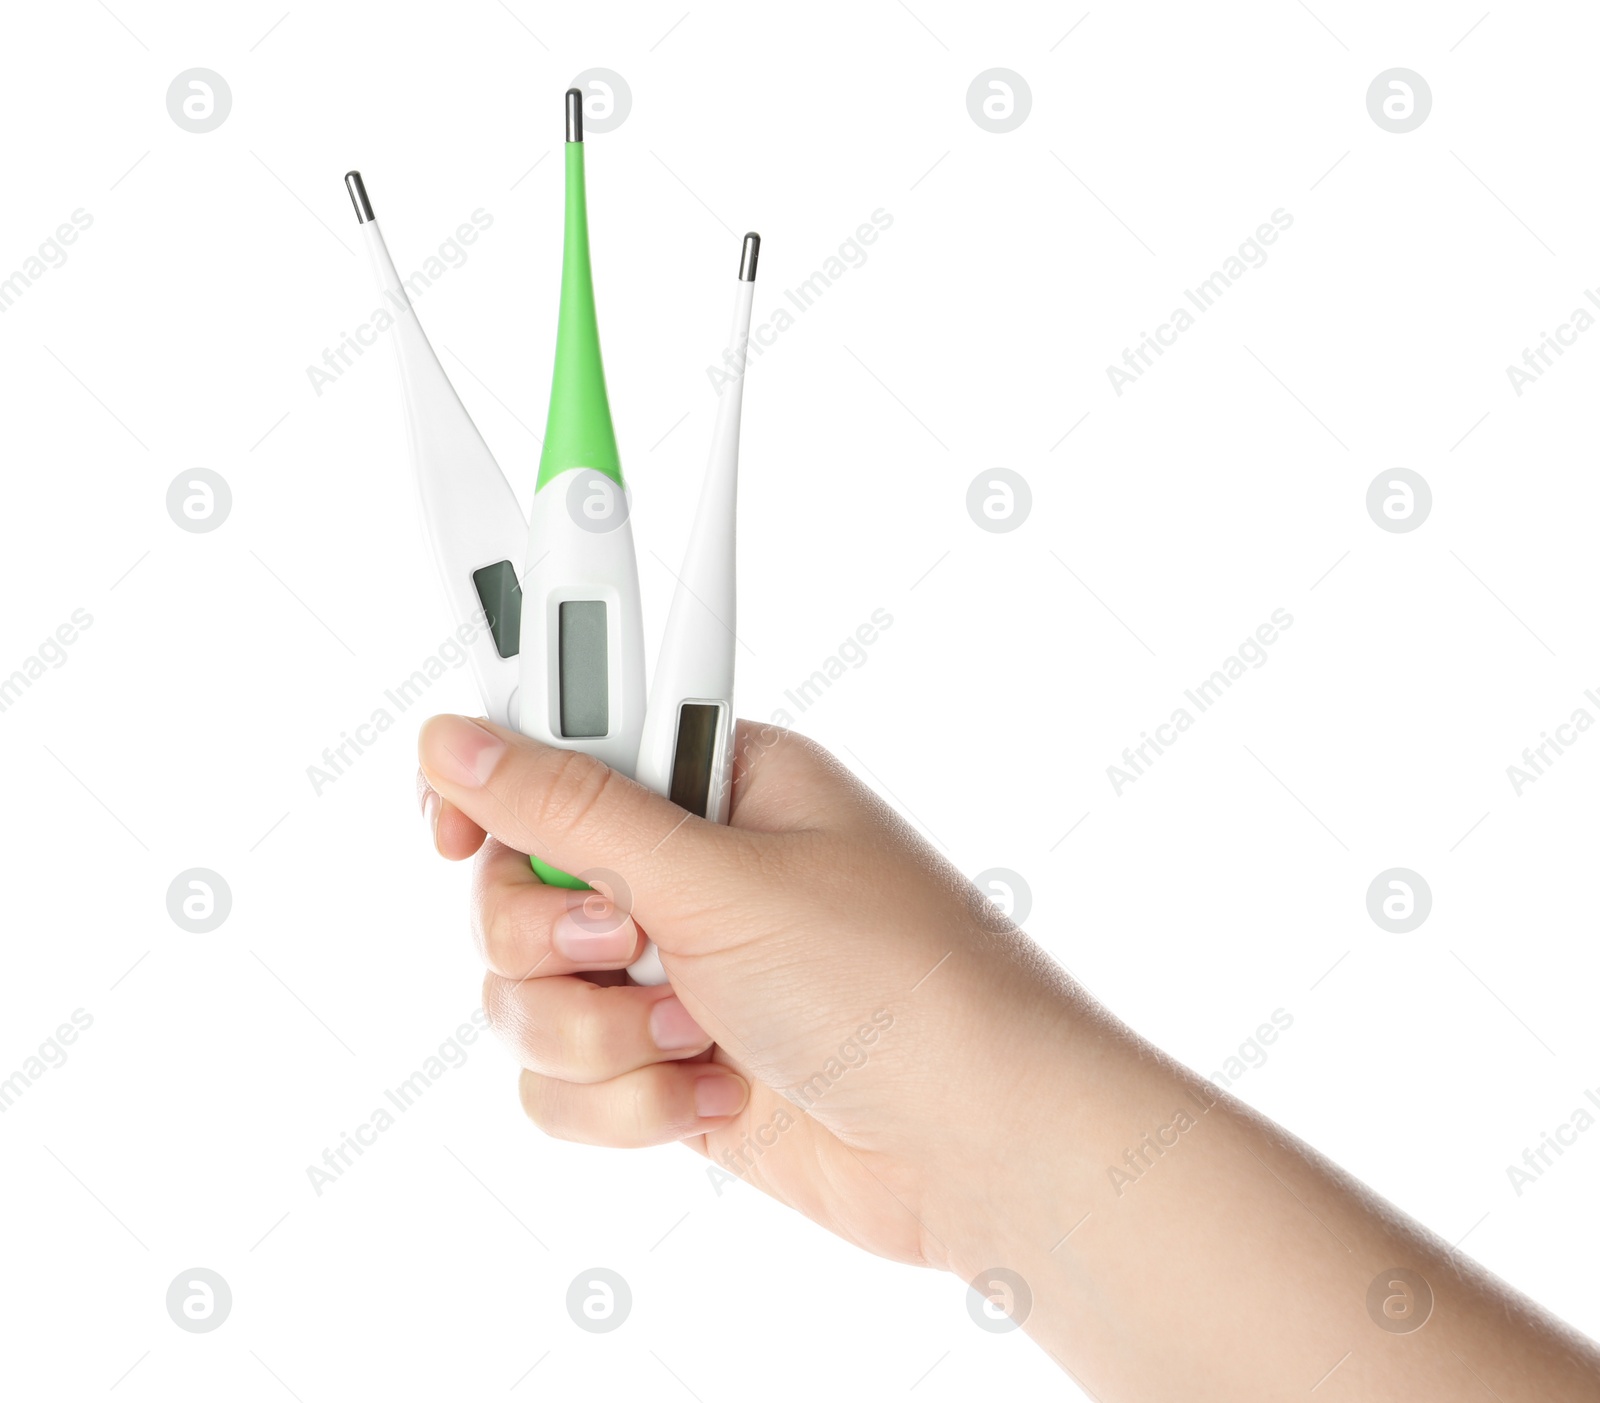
[481,970,509,1029]
[517,1072,570,1138]
[739,825,806,888]
[521,749,620,842]
[517,1070,543,1122]
[557,989,611,1083]
[482,973,548,1065]
[472,886,512,973]
[472,847,565,980]
[477,890,542,979]
[489,972,566,1075]
[519,1067,680,1148]
[622,1069,670,1141]
[488,976,626,1083]
[469,850,510,969]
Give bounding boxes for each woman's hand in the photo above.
[417,714,1082,1274]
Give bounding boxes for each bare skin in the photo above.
[417,714,1600,1401]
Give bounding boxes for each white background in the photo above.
[2,0,1598,1397]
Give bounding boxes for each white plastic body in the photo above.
[521,467,655,980]
[517,469,647,776]
[360,220,526,728]
[624,279,755,988]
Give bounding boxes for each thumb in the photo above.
[417,714,751,928]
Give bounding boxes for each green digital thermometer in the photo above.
[515,90,647,879]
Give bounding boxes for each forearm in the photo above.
[944,1008,1600,1400]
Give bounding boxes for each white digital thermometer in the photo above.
[627,233,760,985]
[343,170,526,727]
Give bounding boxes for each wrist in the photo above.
[914,974,1122,1285]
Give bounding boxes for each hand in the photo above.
[417,714,1600,1400]
[416,714,1080,1273]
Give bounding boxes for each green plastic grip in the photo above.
[529,854,589,889]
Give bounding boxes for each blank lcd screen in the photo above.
[670,702,721,817]
[557,601,608,738]
[471,560,522,659]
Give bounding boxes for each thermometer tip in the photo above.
[565,88,583,143]
[344,170,374,224]
[739,232,761,282]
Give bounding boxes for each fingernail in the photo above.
[694,1072,749,1119]
[552,903,638,963]
[650,996,711,1052]
[422,788,441,850]
[424,715,505,788]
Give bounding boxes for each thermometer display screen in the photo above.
[670,702,721,817]
[557,601,609,738]
[471,560,523,659]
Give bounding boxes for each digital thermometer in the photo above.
[343,170,526,728]
[517,91,670,984]
[517,90,648,840]
[626,232,759,986]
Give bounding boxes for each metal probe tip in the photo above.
[344,171,373,224]
[565,88,583,143]
[739,232,761,282]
